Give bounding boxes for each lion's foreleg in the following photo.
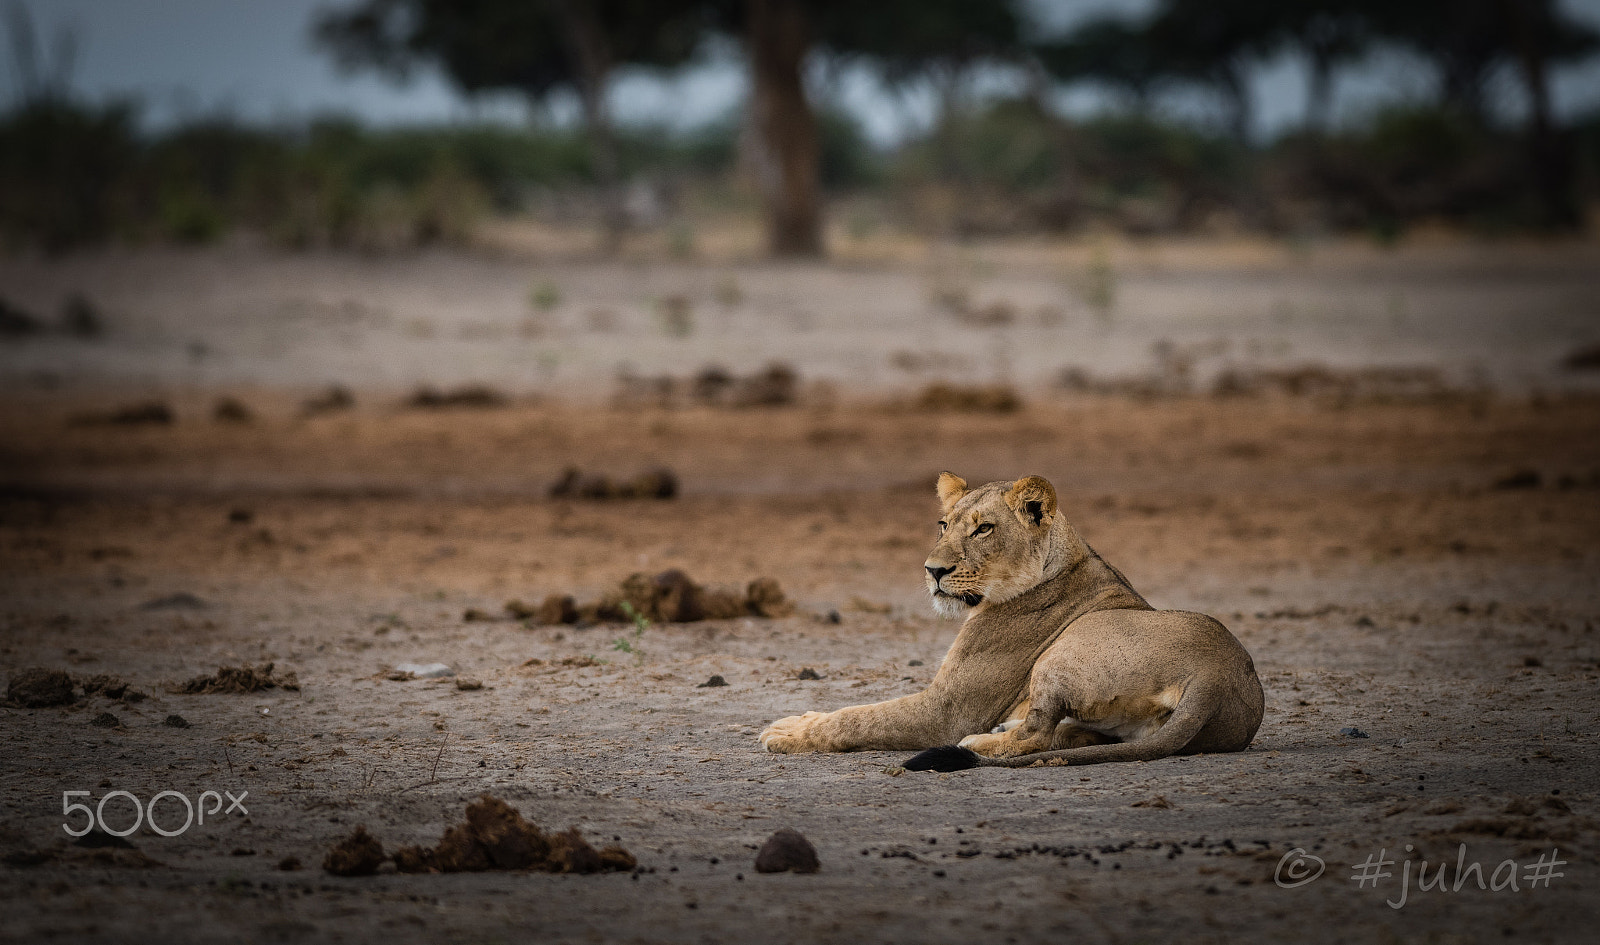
[760,692,985,753]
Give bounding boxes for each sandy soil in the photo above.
[1,242,1599,944]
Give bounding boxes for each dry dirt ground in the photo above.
[2,242,1599,944]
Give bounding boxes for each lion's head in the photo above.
[924,472,1062,617]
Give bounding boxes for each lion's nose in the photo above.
[925,564,953,582]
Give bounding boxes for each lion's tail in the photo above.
[901,678,1219,772]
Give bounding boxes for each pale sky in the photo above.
[4,0,1600,144]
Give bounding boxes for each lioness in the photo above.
[759,473,1263,770]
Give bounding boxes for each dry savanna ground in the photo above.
[1,239,1599,944]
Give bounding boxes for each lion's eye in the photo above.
[937,521,947,533]
[973,523,994,537]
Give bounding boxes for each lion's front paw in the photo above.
[957,731,1008,755]
[759,711,829,753]
[957,729,1042,758]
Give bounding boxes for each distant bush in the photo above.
[1270,106,1546,233]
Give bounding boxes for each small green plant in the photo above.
[667,221,696,259]
[613,601,649,664]
[529,280,561,312]
[1077,247,1116,321]
[657,294,693,337]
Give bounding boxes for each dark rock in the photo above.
[1339,727,1369,738]
[163,714,191,728]
[696,675,728,688]
[754,828,820,874]
[90,711,122,728]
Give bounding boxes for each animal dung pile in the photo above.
[389,795,635,874]
[4,669,147,708]
[914,383,1021,413]
[548,466,678,501]
[613,361,800,409]
[509,569,795,626]
[323,826,385,877]
[173,662,298,694]
[6,668,76,707]
[405,385,508,409]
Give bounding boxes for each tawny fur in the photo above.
[759,473,1265,767]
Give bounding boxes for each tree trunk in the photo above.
[746,0,823,258]
[554,0,626,253]
[1304,46,1334,133]
[1500,0,1579,228]
[1219,58,1251,144]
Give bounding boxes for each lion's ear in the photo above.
[1005,475,1057,527]
[936,472,968,511]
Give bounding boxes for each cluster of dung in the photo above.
[174,662,298,694]
[508,569,794,626]
[324,796,635,876]
[548,466,678,501]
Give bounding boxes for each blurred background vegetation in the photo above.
[2,0,1598,256]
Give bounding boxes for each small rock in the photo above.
[1339,727,1369,738]
[455,677,483,691]
[277,856,302,871]
[796,668,823,680]
[323,826,384,876]
[7,667,75,707]
[1131,796,1172,809]
[754,828,820,874]
[163,714,191,728]
[908,660,923,667]
[696,675,728,688]
[394,662,454,679]
[90,711,122,728]
[462,608,496,622]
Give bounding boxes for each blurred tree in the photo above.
[1369,0,1597,225]
[315,0,705,251]
[732,0,1024,255]
[1034,17,1166,113]
[1274,1,1376,132]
